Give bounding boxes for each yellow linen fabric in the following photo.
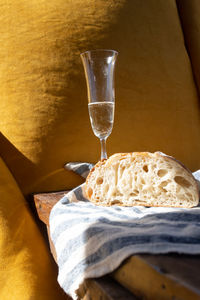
[177,0,200,94]
[0,156,68,300]
[0,0,200,196]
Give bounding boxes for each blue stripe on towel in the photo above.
[57,221,200,267]
[51,212,200,243]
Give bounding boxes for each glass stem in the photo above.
[100,137,107,160]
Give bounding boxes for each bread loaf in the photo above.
[85,152,199,208]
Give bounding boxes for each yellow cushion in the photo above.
[0,0,200,196]
[0,156,67,300]
[176,0,200,94]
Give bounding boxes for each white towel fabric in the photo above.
[50,163,200,300]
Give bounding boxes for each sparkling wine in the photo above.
[88,101,114,139]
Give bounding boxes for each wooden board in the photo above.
[34,191,68,225]
[33,191,200,300]
[77,276,138,300]
[113,254,200,300]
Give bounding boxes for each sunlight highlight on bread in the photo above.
[85,152,199,208]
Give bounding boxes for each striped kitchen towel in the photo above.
[50,163,200,300]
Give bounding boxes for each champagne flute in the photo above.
[80,49,118,160]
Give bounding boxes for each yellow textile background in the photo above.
[177,0,200,95]
[0,0,200,196]
[0,156,68,300]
